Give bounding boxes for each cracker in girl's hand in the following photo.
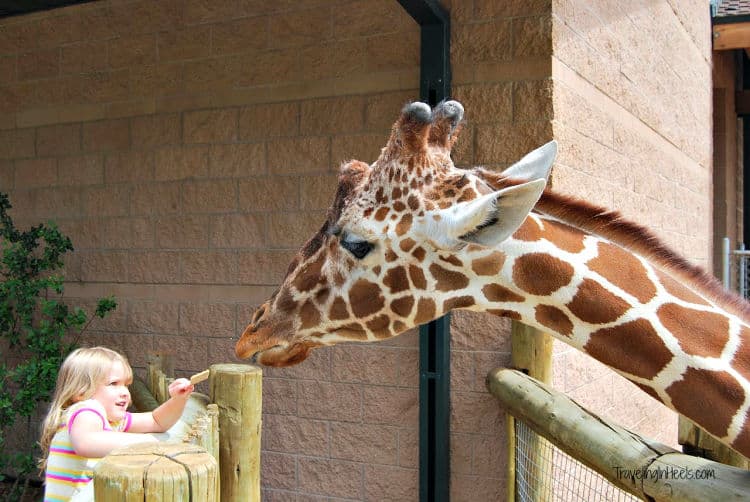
[190,369,210,384]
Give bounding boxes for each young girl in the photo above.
[39,347,194,501]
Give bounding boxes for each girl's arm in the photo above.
[69,409,157,458]
[128,378,194,433]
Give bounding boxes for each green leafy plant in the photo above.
[0,192,116,497]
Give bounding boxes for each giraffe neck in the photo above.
[477,212,750,454]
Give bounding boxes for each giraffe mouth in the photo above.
[252,343,312,367]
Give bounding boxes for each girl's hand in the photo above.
[168,378,194,400]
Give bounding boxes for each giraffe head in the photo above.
[236,100,556,366]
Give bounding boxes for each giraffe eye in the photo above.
[341,236,373,259]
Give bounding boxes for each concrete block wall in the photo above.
[0,0,713,499]
[447,1,553,499]
[550,0,713,447]
[0,0,550,499]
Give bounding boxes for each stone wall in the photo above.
[0,0,550,499]
[550,0,712,447]
[0,0,713,499]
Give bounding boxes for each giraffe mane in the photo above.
[535,189,750,321]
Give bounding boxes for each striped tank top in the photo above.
[43,399,131,502]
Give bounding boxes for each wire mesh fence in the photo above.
[514,419,643,502]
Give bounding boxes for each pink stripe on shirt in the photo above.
[67,407,108,435]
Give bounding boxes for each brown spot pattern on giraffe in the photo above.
[348,279,385,318]
[407,195,420,210]
[329,296,349,320]
[457,188,477,202]
[292,253,325,292]
[315,288,330,305]
[299,300,320,330]
[482,284,524,303]
[367,314,391,337]
[414,298,436,324]
[512,253,575,296]
[409,265,427,289]
[513,217,543,242]
[567,279,630,324]
[396,214,412,235]
[384,266,410,294]
[585,319,672,380]
[375,207,389,221]
[666,368,744,439]
[733,327,750,383]
[400,238,416,252]
[440,255,462,267]
[535,304,573,337]
[339,323,369,341]
[732,415,750,456]
[444,296,475,311]
[539,219,586,253]
[471,252,505,276]
[587,242,656,303]
[657,303,729,358]
[390,296,415,317]
[655,270,712,307]
[429,263,470,291]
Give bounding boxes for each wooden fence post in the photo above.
[209,363,262,502]
[509,321,553,502]
[94,442,218,501]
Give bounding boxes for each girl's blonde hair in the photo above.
[38,346,133,471]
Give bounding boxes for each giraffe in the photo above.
[235,100,750,458]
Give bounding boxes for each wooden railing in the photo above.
[487,368,750,501]
[93,355,262,501]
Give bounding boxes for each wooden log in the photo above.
[94,442,218,501]
[209,363,262,502]
[486,368,750,501]
[207,403,219,464]
[128,376,159,412]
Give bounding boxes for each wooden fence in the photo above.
[487,368,750,501]
[93,355,262,501]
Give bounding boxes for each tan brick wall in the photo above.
[550,0,712,448]
[0,0,713,499]
[448,1,553,498]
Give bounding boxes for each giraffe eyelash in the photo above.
[340,232,374,259]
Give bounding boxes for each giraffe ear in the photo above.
[501,140,557,182]
[456,179,547,247]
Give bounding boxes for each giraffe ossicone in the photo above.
[236,100,750,458]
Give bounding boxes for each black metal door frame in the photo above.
[397,2,451,501]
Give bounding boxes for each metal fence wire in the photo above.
[514,419,642,502]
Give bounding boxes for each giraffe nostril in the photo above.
[251,304,266,324]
